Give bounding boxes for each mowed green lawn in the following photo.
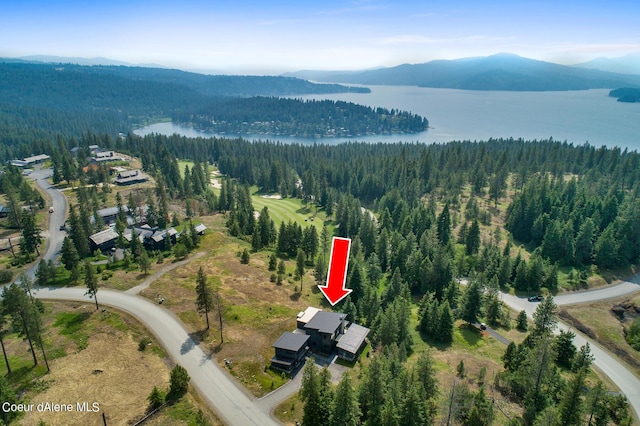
[252,193,321,228]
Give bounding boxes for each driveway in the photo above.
[23,170,640,422]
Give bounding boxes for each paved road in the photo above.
[33,287,278,426]
[554,279,640,306]
[501,292,640,420]
[26,170,280,425]
[25,169,640,422]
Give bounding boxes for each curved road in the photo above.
[26,170,278,426]
[26,169,640,422]
[500,290,640,419]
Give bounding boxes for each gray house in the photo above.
[302,311,347,355]
[270,332,310,376]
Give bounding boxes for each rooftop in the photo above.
[304,311,346,334]
[336,324,370,355]
[297,306,322,326]
[272,332,310,352]
[89,227,118,246]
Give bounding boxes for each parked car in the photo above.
[528,295,543,302]
[480,323,487,330]
[49,207,54,213]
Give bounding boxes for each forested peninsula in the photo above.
[609,87,640,102]
[177,97,428,138]
[1,61,428,156]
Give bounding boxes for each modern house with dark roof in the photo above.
[271,307,370,373]
[91,151,124,164]
[303,311,347,355]
[0,205,10,218]
[89,227,119,252]
[270,332,310,376]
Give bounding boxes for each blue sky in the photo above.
[2,0,639,74]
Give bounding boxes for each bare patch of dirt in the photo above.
[23,332,169,426]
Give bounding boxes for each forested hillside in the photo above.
[0,62,433,160]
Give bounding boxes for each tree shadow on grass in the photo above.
[289,292,301,302]
[458,323,482,347]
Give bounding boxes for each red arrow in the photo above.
[318,237,352,306]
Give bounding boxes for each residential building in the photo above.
[336,323,370,362]
[115,169,148,186]
[270,332,310,376]
[303,311,347,355]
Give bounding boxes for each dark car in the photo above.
[528,295,543,302]
[480,323,487,330]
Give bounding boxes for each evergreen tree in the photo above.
[460,276,483,325]
[2,283,40,367]
[516,310,528,331]
[84,260,99,310]
[296,248,305,292]
[300,359,327,426]
[167,365,190,401]
[139,249,152,276]
[195,266,213,330]
[268,253,277,271]
[330,373,360,426]
[0,375,19,425]
[436,202,451,246]
[466,219,481,255]
[532,295,558,336]
[557,369,587,426]
[437,301,454,344]
[555,330,577,369]
[20,210,42,257]
[240,248,250,264]
[358,355,386,426]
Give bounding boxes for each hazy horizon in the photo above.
[2,0,640,74]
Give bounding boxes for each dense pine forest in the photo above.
[36,132,638,424]
[1,128,638,424]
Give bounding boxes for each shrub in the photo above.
[147,386,165,410]
[0,269,13,284]
[627,317,640,351]
[139,337,152,351]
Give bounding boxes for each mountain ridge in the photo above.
[284,53,640,91]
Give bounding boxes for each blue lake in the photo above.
[135,86,640,151]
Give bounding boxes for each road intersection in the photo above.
[20,168,640,423]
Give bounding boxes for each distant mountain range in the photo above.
[573,53,640,75]
[285,53,640,91]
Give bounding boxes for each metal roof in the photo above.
[304,311,345,334]
[336,324,370,355]
[89,228,119,246]
[272,332,310,352]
